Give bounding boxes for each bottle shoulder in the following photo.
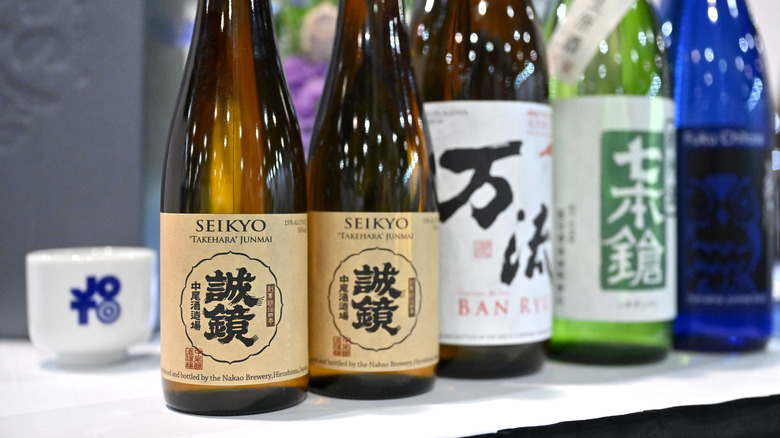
[669,0,772,126]
[307,0,435,213]
[410,0,549,102]
[546,0,670,98]
[161,1,307,215]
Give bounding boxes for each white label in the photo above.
[547,0,636,84]
[425,101,553,346]
[553,95,676,322]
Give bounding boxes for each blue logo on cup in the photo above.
[70,275,122,325]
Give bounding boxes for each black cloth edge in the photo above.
[465,394,780,438]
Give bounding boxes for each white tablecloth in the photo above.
[1,336,778,438]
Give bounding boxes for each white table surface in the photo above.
[1,334,779,438]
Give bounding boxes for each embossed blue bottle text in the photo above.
[71,275,122,325]
[663,0,775,352]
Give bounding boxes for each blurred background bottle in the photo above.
[306,0,439,399]
[410,0,552,378]
[665,0,774,352]
[545,0,676,364]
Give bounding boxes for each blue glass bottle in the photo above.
[668,0,775,352]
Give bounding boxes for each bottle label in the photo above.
[677,128,773,314]
[309,212,439,372]
[160,213,308,386]
[553,96,677,322]
[424,101,553,345]
[547,0,636,84]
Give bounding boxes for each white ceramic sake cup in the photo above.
[26,247,156,366]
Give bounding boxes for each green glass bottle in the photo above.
[545,0,676,364]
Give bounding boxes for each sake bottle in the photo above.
[307,0,439,398]
[667,0,774,352]
[160,0,308,414]
[545,0,676,364]
[410,0,552,378]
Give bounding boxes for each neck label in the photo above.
[547,0,636,84]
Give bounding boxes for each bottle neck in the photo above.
[323,0,419,113]
[193,0,279,60]
[342,0,405,24]
[335,0,408,59]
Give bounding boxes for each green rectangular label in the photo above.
[600,131,667,290]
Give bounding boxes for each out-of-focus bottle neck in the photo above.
[336,0,407,51]
[193,0,277,46]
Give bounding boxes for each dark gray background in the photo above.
[0,0,193,337]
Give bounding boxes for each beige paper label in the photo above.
[160,213,308,386]
[309,212,439,372]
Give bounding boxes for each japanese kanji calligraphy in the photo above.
[309,212,439,373]
[424,101,553,346]
[160,213,308,386]
[552,96,676,322]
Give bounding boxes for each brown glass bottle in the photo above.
[410,0,551,378]
[160,0,308,415]
[307,0,439,399]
